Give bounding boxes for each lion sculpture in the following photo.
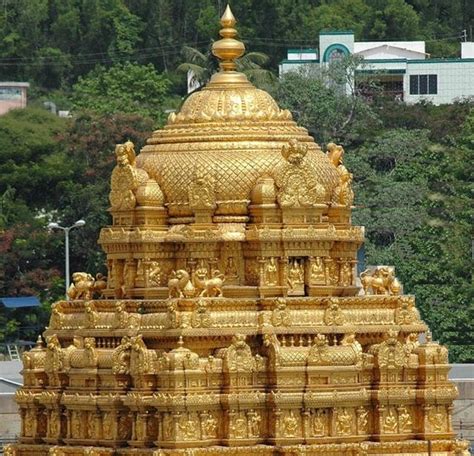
[360,266,401,295]
[67,272,107,300]
[168,269,195,298]
[193,268,225,297]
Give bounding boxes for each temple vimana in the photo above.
[7,6,470,456]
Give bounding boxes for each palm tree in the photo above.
[176,46,216,90]
[177,45,276,92]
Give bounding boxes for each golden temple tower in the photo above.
[7,6,471,456]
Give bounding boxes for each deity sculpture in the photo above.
[202,413,217,439]
[248,410,261,438]
[189,174,216,210]
[383,407,399,433]
[282,411,299,437]
[264,257,278,286]
[398,406,412,433]
[309,257,326,285]
[225,257,239,281]
[335,408,352,435]
[312,410,327,436]
[356,406,369,434]
[275,139,326,207]
[339,260,353,286]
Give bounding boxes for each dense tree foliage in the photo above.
[0,0,472,91]
[345,129,473,362]
[0,108,154,344]
[275,58,380,144]
[72,63,172,124]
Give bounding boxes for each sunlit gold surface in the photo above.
[8,5,470,456]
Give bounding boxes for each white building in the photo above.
[279,31,474,105]
[0,82,29,115]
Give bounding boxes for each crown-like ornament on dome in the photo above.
[211,5,245,72]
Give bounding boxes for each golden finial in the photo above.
[211,4,245,72]
[35,334,44,348]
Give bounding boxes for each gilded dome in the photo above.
[136,7,339,221]
[136,179,164,207]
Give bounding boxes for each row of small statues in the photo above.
[262,256,353,288]
[168,268,225,298]
[18,403,450,442]
[67,263,401,301]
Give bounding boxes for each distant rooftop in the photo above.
[0,82,30,88]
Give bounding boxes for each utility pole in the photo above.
[47,220,86,300]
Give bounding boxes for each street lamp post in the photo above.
[47,219,86,300]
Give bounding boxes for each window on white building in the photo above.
[0,87,22,100]
[409,74,437,95]
[328,49,345,63]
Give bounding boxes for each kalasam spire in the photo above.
[212,5,245,73]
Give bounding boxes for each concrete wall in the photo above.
[453,380,474,445]
[0,393,21,439]
[0,84,28,116]
[404,60,474,104]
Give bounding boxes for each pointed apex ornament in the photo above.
[212,4,245,72]
[221,4,236,27]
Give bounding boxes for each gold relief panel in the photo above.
[262,257,279,287]
[46,409,62,440]
[397,405,413,434]
[244,258,260,286]
[324,258,339,286]
[338,259,354,287]
[381,406,399,434]
[426,405,448,434]
[323,299,345,326]
[308,256,326,286]
[333,408,354,437]
[277,410,301,439]
[224,256,240,285]
[135,258,162,288]
[310,409,329,437]
[176,412,200,441]
[68,410,84,440]
[356,406,370,435]
[287,258,305,296]
[271,298,291,327]
[227,410,248,440]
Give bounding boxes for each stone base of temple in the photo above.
[6,440,471,456]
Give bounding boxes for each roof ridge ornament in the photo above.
[211,4,246,73]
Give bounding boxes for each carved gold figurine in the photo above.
[11,5,469,456]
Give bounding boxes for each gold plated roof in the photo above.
[138,6,339,219]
